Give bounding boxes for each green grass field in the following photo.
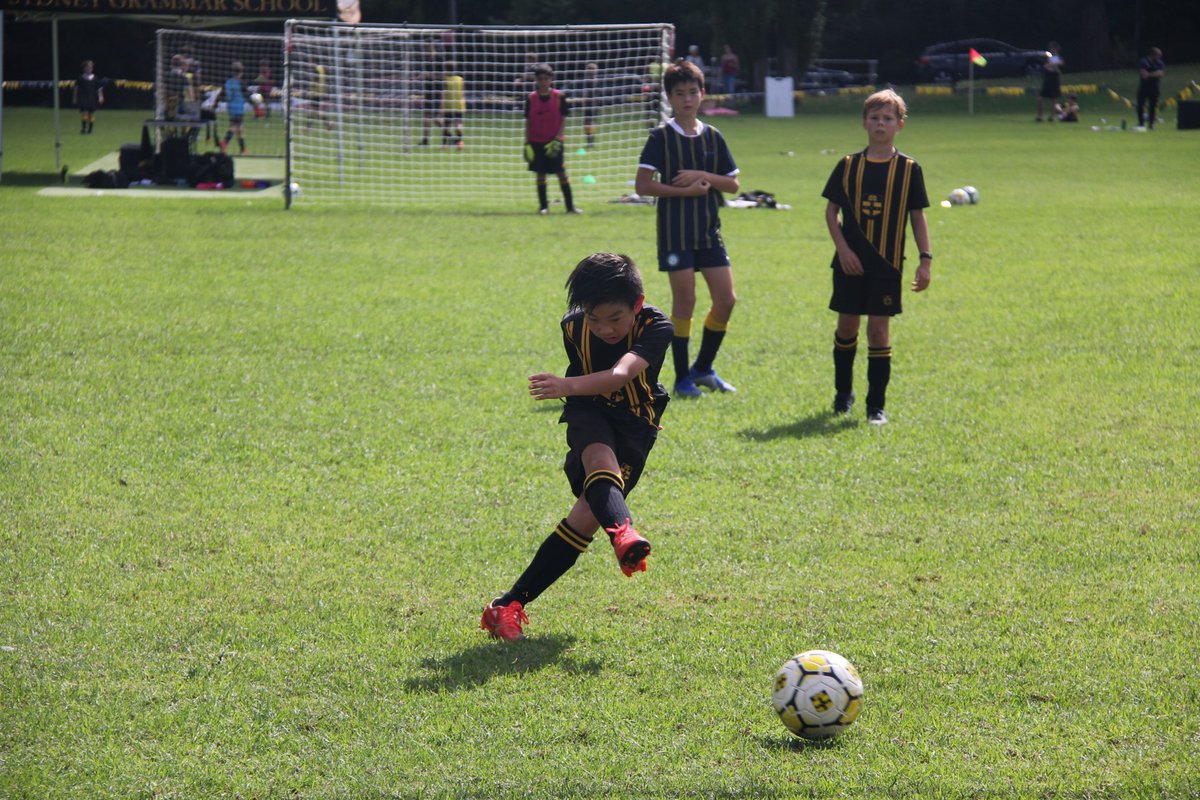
[2,74,1199,798]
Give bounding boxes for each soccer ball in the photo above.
[771,650,864,740]
[250,92,264,106]
[962,185,980,204]
[948,188,970,206]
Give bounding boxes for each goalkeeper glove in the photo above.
[545,139,563,158]
[523,142,535,163]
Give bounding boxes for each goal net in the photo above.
[283,21,674,208]
[155,29,286,157]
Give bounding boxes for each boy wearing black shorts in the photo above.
[635,61,740,399]
[524,64,580,214]
[823,89,932,425]
[481,253,671,640]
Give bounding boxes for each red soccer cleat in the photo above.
[480,600,529,641]
[606,519,650,577]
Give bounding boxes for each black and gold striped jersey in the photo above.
[639,119,739,253]
[560,304,673,428]
[822,150,929,270]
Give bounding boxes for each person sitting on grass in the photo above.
[481,252,672,641]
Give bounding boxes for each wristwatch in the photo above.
[919,251,933,261]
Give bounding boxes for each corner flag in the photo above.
[969,48,988,67]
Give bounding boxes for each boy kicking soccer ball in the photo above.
[822,89,932,425]
[481,253,672,641]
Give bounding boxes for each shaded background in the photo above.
[3,0,1198,109]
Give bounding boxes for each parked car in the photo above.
[797,66,857,90]
[916,38,1049,83]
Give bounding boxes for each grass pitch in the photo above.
[2,79,1199,798]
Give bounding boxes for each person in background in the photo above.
[1035,42,1064,122]
[220,61,248,156]
[719,44,739,96]
[73,60,104,135]
[523,64,580,215]
[1136,47,1165,130]
[1055,94,1080,122]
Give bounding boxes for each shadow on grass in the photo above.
[758,733,843,751]
[738,411,858,441]
[1,170,70,187]
[404,633,601,692]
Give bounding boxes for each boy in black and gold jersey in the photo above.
[823,89,932,425]
[481,253,672,641]
[636,60,740,400]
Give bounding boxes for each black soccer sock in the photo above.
[583,470,631,531]
[670,316,692,382]
[865,345,892,410]
[692,311,728,373]
[537,182,549,210]
[503,519,593,606]
[238,137,246,153]
[833,334,858,395]
[560,180,575,211]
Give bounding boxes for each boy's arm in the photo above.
[636,166,737,197]
[673,169,739,194]
[529,351,651,400]
[825,201,863,276]
[909,209,932,292]
[636,166,710,198]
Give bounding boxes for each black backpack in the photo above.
[187,152,235,187]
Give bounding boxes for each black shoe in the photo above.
[833,392,855,415]
[866,407,887,426]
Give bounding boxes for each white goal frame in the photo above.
[282,20,675,208]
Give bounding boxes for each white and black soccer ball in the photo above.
[249,92,264,106]
[962,185,980,204]
[948,188,971,206]
[771,650,864,740]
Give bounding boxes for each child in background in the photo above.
[220,61,248,155]
[523,64,580,215]
[73,60,104,135]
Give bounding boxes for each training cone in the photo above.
[583,174,597,184]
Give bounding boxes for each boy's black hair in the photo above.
[565,253,643,311]
[664,60,704,94]
[533,63,554,78]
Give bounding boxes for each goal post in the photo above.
[282,21,675,208]
[155,29,287,157]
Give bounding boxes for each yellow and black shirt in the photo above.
[822,150,929,270]
[560,304,673,429]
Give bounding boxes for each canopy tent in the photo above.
[0,0,352,181]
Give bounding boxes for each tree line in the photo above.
[3,0,1196,97]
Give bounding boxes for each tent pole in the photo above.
[52,17,62,169]
[1,11,6,182]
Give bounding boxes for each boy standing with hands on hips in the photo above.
[822,89,932,426]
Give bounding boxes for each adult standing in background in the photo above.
[1035,42,1064,122]
[719,45,739,96]
[1136,47,1165,130]
[686,45,705,71]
